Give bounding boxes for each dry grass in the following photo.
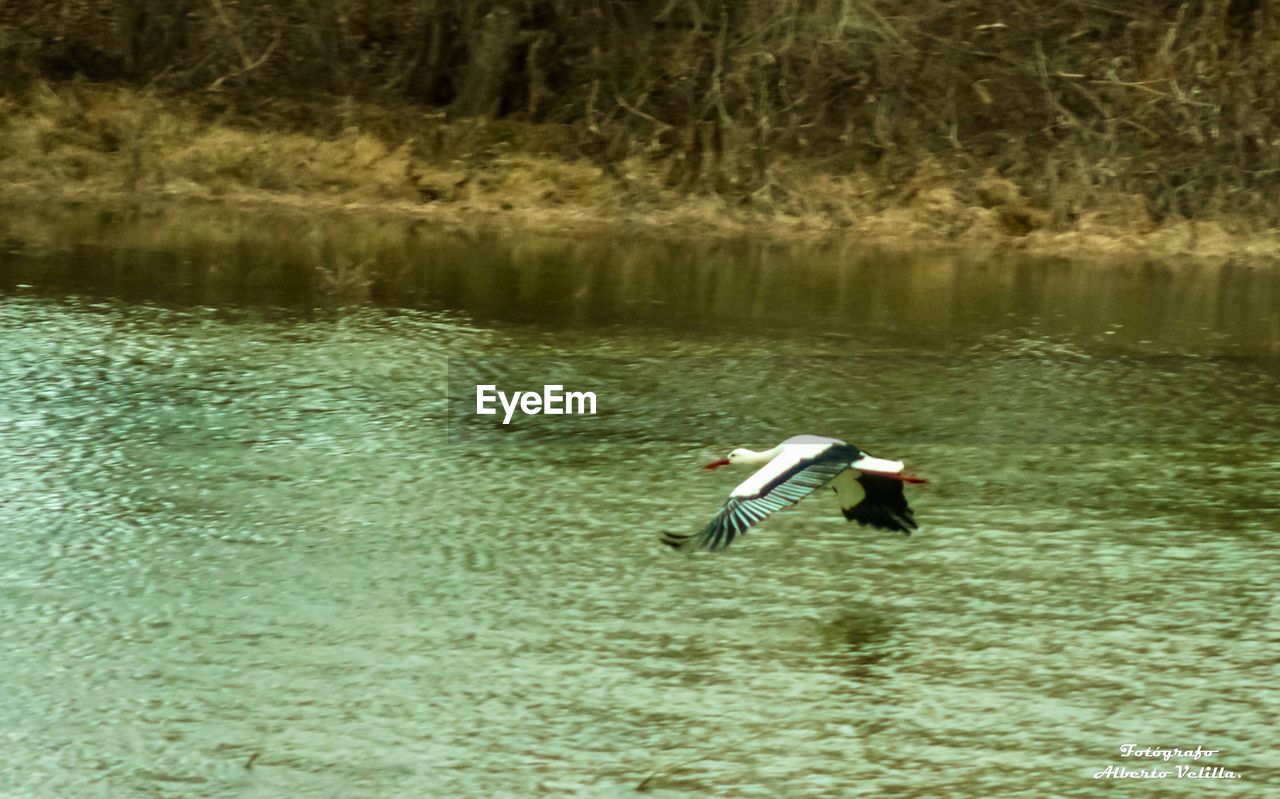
[1,82,1279,266]
[0,83,421,199]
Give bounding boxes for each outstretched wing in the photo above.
[834,470,918,534]
[663,444,859,552]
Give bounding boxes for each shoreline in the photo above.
[7,176,1278,270]
[2,85,1279,266]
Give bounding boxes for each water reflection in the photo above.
[1,216,1277,798]
[4,214,1279,354]
[816,606,900,680]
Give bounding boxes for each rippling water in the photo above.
[1,223,1278,797]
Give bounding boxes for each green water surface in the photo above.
[1,221,1277,798]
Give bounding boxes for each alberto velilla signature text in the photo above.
[1093,745,1241,780]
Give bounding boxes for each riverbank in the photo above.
[3,83,1278,266]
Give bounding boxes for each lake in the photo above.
[1,215,1277,797]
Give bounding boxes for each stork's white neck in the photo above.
[735,445,784,466]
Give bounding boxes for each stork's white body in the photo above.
[730,436,905,498]
[662,434,925,552]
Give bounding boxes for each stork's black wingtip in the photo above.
[659,531,690,550]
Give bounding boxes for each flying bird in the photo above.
[661,435,926,552]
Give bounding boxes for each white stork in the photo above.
[661,435,926,552]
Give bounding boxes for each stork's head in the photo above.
[703,447,753,470]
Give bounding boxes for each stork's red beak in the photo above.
[702,458,731,470]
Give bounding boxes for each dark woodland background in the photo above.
[3,1,1279,220]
